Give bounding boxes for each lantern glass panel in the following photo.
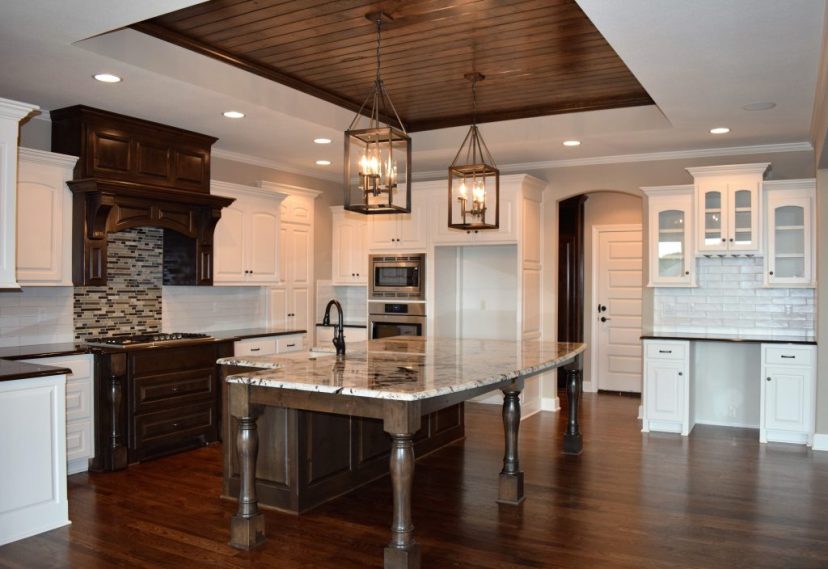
[345,126,411,213]
[448,165,499,229]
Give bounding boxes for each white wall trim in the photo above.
[813,433,828,451]
[212,147,341,183]
[541,396,560,412]
[18,147,77,168]
[589,224,643,393]
[412,141,813,181]
[258,180,323,199]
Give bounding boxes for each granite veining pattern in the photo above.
[220,337,585,401]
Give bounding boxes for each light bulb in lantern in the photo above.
[472,180,485,204]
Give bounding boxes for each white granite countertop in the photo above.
[219,337,585,401]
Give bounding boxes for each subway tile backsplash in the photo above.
[0,287,74,347]
[653,256,815,336]
[162,286,266,332]
[316,280,367,325]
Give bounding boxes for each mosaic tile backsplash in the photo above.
[653,256,815,336]
[74,227,163,340]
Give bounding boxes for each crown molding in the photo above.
[0,98,39,122]
[18,147,77,168]
[411,141,813,180]
[212,147,341,183]
[686,162,770,177]
[258,180,322,199]
[211,179,287,200]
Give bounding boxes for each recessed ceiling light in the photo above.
[314,138,332,144]
[742,101,776,111]
[223,111,245,119]
[316,160,331,166]
[93,73,122,83]
[710,127,731,134]
[562,140,581,147]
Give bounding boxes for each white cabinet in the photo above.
[764,180,815,287]
[642,185,696,287]
[16,149,77,285]
[425,179,520,245]
[331,206,368,284]
[367,192,427,251]
[20,354,95,474]
[234,334,305,357]
[687,164,768,255]
[0,97,39,290]
[760,344,815,445]
[0,373,69,545]
[268,286,310,332]
[213,181,286,285]
[641,340,692,435]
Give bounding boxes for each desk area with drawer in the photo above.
[641,332,817,445]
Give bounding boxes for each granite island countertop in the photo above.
[219,336,586,401]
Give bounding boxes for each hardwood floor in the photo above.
[2,393,827,568]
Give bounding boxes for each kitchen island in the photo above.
[219,336,585,569]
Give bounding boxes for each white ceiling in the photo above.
[0,0,824,182]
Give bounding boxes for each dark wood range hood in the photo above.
[50,105,234,286]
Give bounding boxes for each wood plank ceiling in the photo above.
[135,0,653,132]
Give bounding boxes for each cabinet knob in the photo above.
[729,238,734,242]
[769,271,774,276]
[721,238,726,242]
[685,271,690,275]
[678,372,683,376]
[766,376,772,382]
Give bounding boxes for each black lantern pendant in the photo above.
[344,12,411,215]
[448,73,499,230]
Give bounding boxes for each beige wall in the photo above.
[817,169,828,435]
[581,192,643,389]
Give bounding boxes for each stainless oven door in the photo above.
[369,314,426,339]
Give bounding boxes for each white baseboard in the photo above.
[812,433,828,451]
[582,381,596,393]
[541,396,560,412]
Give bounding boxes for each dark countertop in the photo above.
[0,328,308,361]
[209,327,307,341]
[641,331,817,345]
[0,359,72,383]
[315,323,368,329]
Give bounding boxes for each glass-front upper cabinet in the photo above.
[765,180,815,287]
[642,185,696,287]
[687,164,769,255]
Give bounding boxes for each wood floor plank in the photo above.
[1,393,827,568]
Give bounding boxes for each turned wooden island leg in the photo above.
[497,388,525,505]
[563,368,583,455]
[384,434,420,569]
[229,385,265,549]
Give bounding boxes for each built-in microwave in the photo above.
[369,254,425,300]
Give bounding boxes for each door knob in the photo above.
[598,304,607,312]
[600,316,611,322]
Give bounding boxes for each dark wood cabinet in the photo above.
[92,342,234,471]
[221,365,465,513]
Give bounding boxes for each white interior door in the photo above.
[595,227,643,392]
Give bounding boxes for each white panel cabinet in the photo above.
[367,192,427,251]
[760,344,815,444]
[21,354,95,474]
[16,149,77,285]
[0,98,39,290]
[0,373,69,546]
[234,334,305,357]
[424,179,519,245]
[213,181,285,285]
[687,163,768,255]
[641,340,692,435]
[331,206,368,284]
[269,284,310,331]
[764,180,815,287]
[642,185,696,287]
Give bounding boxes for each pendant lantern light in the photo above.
[448,73,499,230]
[344,12,411,214]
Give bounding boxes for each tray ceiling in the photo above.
[135,0,654,132]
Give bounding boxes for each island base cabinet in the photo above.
[0,375,69,546]
[222,395,464,514]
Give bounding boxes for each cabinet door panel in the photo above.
[764,365,808,432]
[285,224,311,286]
[248,209,279,282]
[268,287,288,327]
[213,204,246,283]
[291,287,311,331]
[368,215,399,248]
[645,362,683,421]
[698,186,725,251]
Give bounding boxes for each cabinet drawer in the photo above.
[132,368,215,414]
[763,346,814,367]
[645,342,688,361]
[277,335,304,353]
[66,419,94,462]
[132,402,215,448]
[234,337,278,356]
[66,378,93,421]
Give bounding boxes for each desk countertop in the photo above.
[219,337,585,401]
[641,331,816,345]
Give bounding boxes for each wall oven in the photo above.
[369,254,425,300]
[369,302,426,339]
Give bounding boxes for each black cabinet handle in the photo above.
[286,343,296,348]
[250,347,260,352]
[766,377,772,382]
[658,350,672,354]
[780,355,795,359]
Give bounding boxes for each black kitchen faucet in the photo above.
[322,299,346,356]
